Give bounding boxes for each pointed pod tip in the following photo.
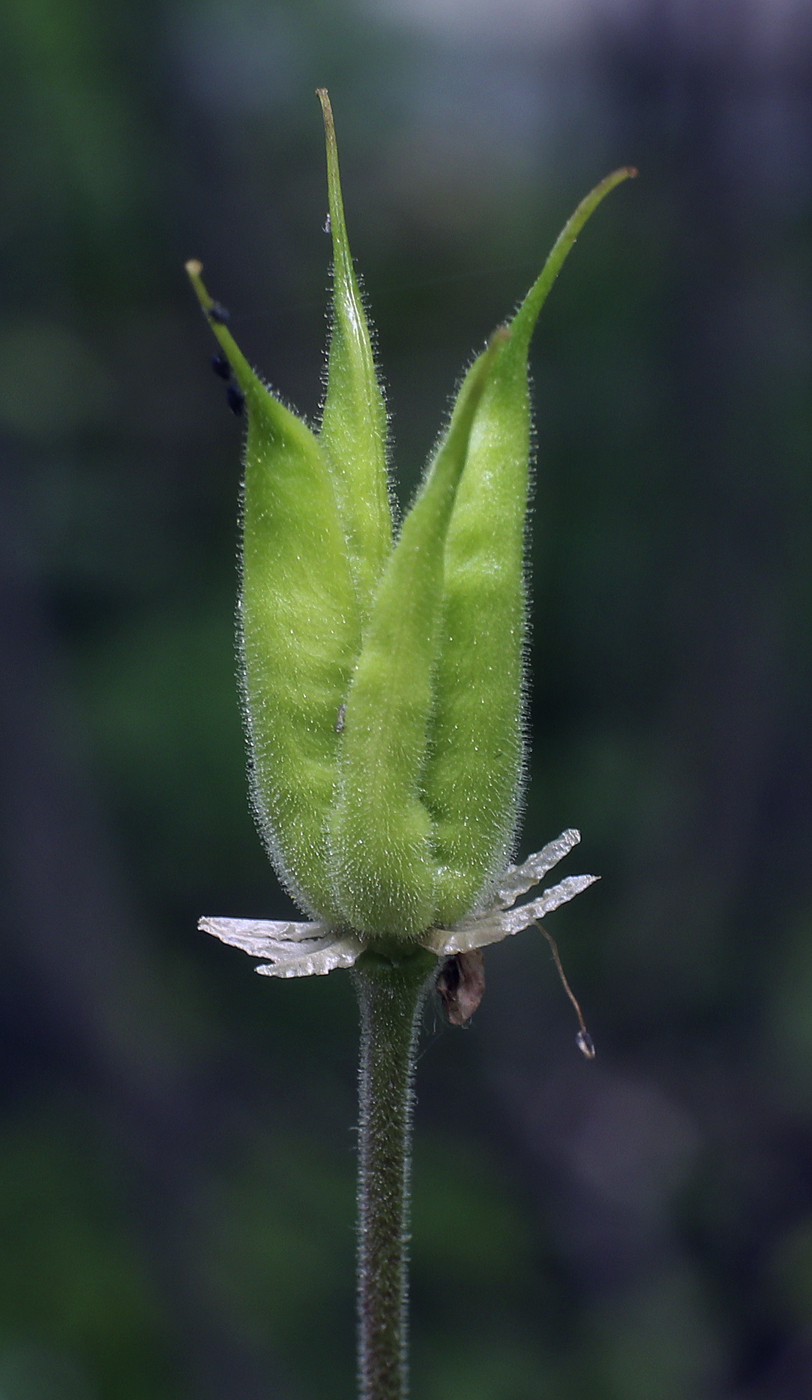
[510,163,637,346]
[488,324,512,350]
[590,165,638,204]
[185,262,255,390]
[602,167,638,193]
[316,87,335,138]
[606,167,638,184]
[185,260,213,315]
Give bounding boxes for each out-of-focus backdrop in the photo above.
[1,0,811,1396]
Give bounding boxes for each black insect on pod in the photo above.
[211,354,231,380]
[207,301,231,325]
[226,383,245,417]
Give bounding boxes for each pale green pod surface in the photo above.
[317,90,392,619]
[328,333,507,940]
[188,127,633,942]
[186,262,361,921]
[424,334,529,926]
[425,166,638,926]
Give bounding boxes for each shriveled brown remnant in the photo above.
[437,949,486,1025]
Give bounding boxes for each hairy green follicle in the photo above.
[187,96,635,942]
[186,259,360,922]
[328,330,509,939]
[424,165,637,926]
[317,88,392,618]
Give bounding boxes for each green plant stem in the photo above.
[353,949,438,1400]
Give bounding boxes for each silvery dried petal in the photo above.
[423,874,597,956]
[199,917,365,977]
[201,832,596,974]
[421,831,597,956]
[494,829,582,907]
[491,873,599,936]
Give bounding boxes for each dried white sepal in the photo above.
[423,875,597,955]
[492,872,598,936]
[200,831,596,973]
[494,829,582,907]
[421,831,597,956]
[254,938,365,977]
[199,916,364,977]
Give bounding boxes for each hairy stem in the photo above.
[353,949,438,1400]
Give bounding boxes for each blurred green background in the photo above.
[1,0,812,1396]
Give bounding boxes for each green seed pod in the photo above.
[328,331,508,939]
[188,92,634,944]
[425,168,637,927]
[422,330,528,927]
[316,89,392,618]
[185,262,361,921]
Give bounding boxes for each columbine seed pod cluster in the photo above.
[189,91,633,969]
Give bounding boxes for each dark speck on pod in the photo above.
[335,702,347,733]
[226,384,245,417]
[211,354,231,379]
[208,301,231,324]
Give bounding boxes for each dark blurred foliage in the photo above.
[1,0,812,1396]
